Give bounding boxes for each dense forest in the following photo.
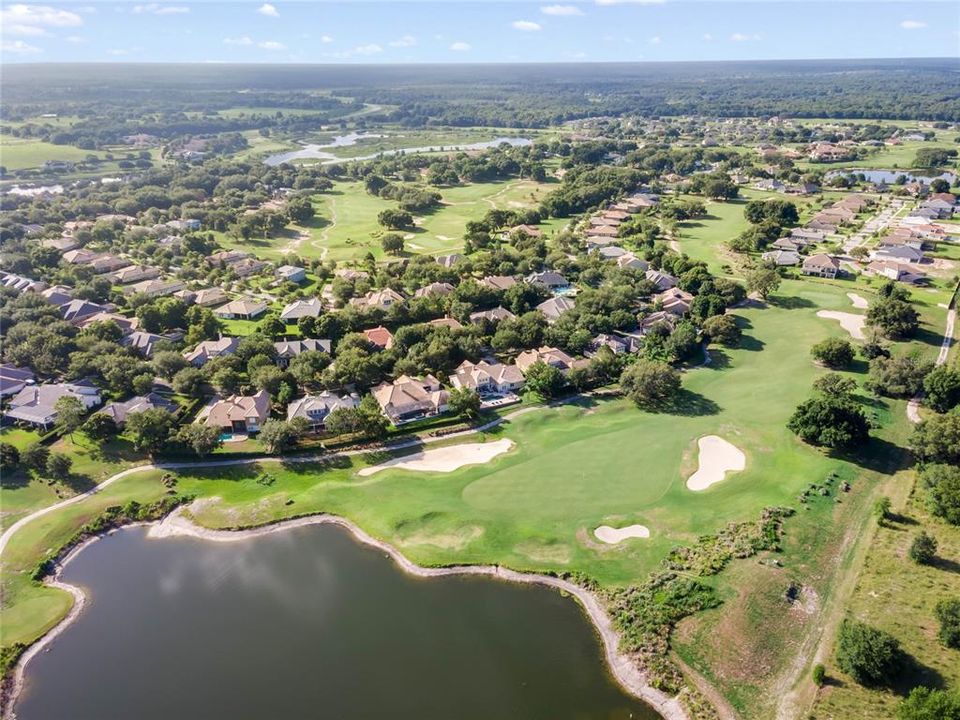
[3,58,959,129]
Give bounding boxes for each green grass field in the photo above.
[219,176,559,263]
[0,135,111,171]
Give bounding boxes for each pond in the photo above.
[825,169,957,185]
[265,134,532,166]
[15,524,659,720]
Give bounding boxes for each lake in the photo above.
[825,168,957,184]
[265,135,532,166]
[15,524,659,720]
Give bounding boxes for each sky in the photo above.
[0,1,958,64]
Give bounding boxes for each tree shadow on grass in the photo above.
[662,389,720,417]
[61,472,97,493]
[769,294,817,309]
[913,325,947,350]
[930,555,960,575]
[739,334,765,352]
[832,436,911,475]
[704,348,732,370]
[889,653,946,696]
[0,468,31,490]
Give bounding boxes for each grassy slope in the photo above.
[0,136,111,171]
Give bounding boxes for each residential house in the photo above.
[350,288,406,312]
[206,249,249,266]
[597,246,628,259]
[363,326,395,350]
[286,392,360,431]
[872,245,924,263]
[60,299,109,323]
[230,257,268,277]
[427,317,464,331]
[866,260,926,284]
[214,299,268,320]
[183,336,241,366]
[62,248,98,265]
[98,393,177,426]
[616,253,649,272]
[275,265,307,283]
[656,287,694,316]
[479,275,518,292]
[201,390,271,434]
[41,285,73,306]
[526,271,570,292]
[0,364,35,398]
[469,306,517,325]
[435,254,464,269]
[89,255,131,274]
[192,288,229,307]
[587,224,619,238]
[762,249,801,267]
[414,282,455,299]
[274,339,332,368]
[645,269,679,291]
[801,254,841,279]
[41,237,79,253]
[6,381,102,430]
[536,296,576,324]
[125,278,186,298]
[372,375,449,425]
[280,297,324,322]
[334,268,369,281]
[111,265,161,285]
[507,224,542,238]
[638,311,677,335]
[515,346,582,375]
[451,360,525,396]
[587,334,636,356]
[122,330,181,358]
[0,272,46,294]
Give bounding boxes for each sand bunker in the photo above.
[358,438,514,477]
[847,293,869,309]
[816,310,866,340]
[686,436,746,491]
[593,525,650,544]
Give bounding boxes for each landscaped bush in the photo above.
[810,337,854,369]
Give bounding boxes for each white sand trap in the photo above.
[594,525,650,544]
[358,438,514,477]
[686,436,746,491]
[847,293,869,309]
[816,310,866,340]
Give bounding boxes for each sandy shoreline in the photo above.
[5,509,688,720]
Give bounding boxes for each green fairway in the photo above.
[0,135,110,171]
[220,177,558,262]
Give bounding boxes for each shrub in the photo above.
[812,663,826,687]
[935,598,960,649]
[908,531,937,565]
[922,464,960,525]
[867,355,932,398]
[910,414,960,465]
[897,686,960,720]
[787,396,869,448]
[620,359,682,409]
[835,619,902,686]
[923,366,960,413]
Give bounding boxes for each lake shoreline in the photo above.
[5,509,687,720]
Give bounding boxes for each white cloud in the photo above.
[449,41,471,51]
[1,39,42,53]
[133,4,189,14]
[649,35,661,44]
[900,20,927,30]
[595,0,664,5]
[730,32,760,42]
[511,20,542,31]
[223,36,253,45]
[320,35,333,43]
[107,48,129,55]
[702,33,712,41]
[568,50,587,58]
[258,40,286,50]
[388,34,416,47]
[0,4,82,37]
[257,3,279,17]
[352,43,382,55]
[66,34,84,42]
[541,4,583,16]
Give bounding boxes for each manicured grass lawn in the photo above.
[0,135,111,171]
[219,176,558,263]
[0,428,42,451]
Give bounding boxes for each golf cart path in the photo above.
[907,306,956,424]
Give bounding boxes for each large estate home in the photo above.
[372,375,449,425]
[200,390,271,435]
